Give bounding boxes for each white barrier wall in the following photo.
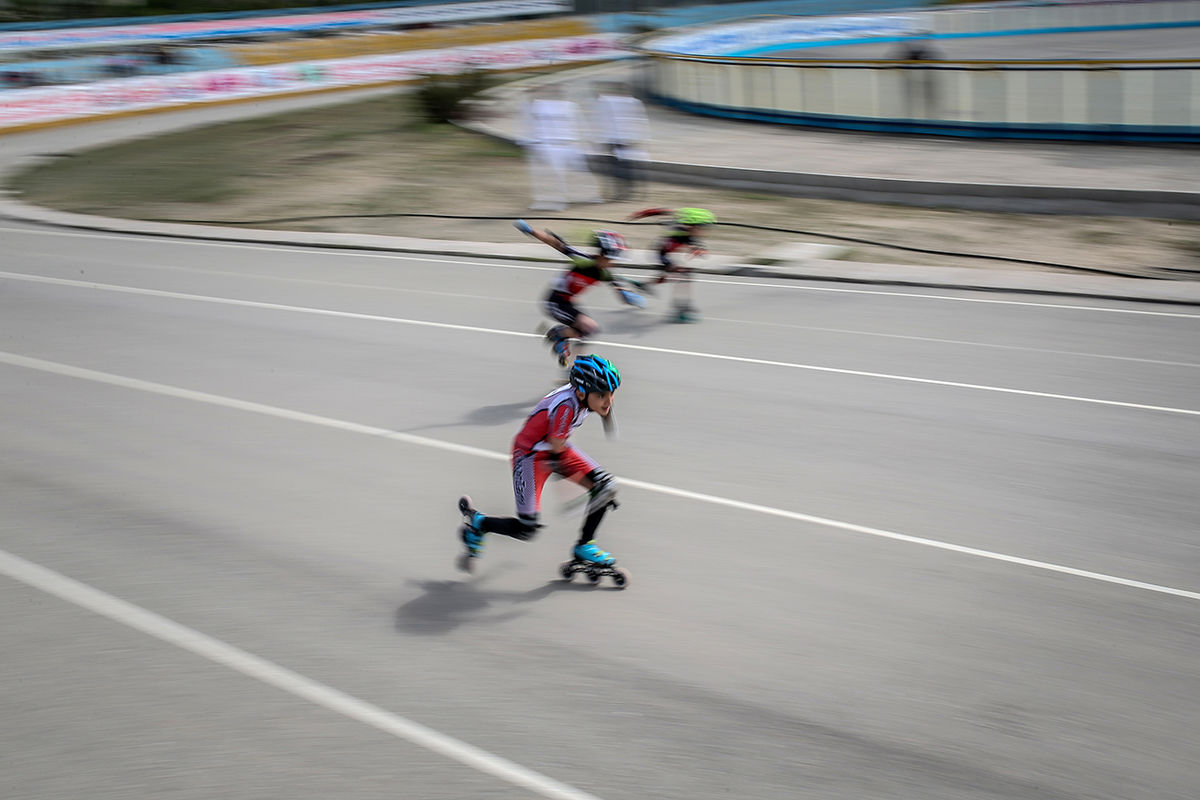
[651,57,1200,137]
[641,1,1200,140]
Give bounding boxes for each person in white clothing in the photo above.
[593,81,651,202]
[521,84,601,211]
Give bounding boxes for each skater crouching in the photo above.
[515,219,644,367]
[457,355,624,575]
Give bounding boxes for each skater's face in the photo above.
[586,391,614,416]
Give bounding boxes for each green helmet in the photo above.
[675,207,716,226]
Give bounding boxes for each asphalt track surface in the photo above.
[2,215,1199,800]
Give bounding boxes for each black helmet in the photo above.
[590,230,628,258]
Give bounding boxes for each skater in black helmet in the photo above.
[514,219,644,368]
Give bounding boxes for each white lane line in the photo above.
[0,548,602,800]
[3,350,1199,605]
[3,225,1196,318]
[701,317,1200,369]
[595,340,1200,416]
[10,257,1197,367]
[617,478,1200,603]
[2,271,1195,416]
[695,276,1200,318]
[10,256,1197,369]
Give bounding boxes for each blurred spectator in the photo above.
[891,32,942,118]
[592,80,650,202]
[152,46,177,66]
[892,32,942,62]
[3,70,36,89]
[520,83,601,212]
[104,51,140,78]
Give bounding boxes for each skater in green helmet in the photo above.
[626,206,716,323]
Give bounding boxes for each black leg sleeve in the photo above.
[481,516,540,541]
[577,505,609,546]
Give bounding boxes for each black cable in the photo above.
[140,211,1158,280]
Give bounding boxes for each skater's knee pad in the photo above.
[584,470,618,515]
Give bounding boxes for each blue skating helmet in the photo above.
[570,355,621,395]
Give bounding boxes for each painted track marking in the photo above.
[2,350,1198,604]
[6,254,1194,367]
[1,272,1195,416]
[3,225,1197,318]
[0,548,603,800]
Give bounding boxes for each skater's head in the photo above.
[570,354,621,414]
[590,230,628,264]
[674,207,716,235]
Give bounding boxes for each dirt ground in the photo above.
[12,90,1200,279]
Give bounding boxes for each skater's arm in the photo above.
[535,229,573,255]
[627,207,671,222]
[515,219,572,255]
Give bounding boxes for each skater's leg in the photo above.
[575,467,617,544]
[472,450,553,542]
[543,297,597,367]
[478,514,540,540]
[667,267,698,322]
[571,313,598,340]
[560,452,619,566]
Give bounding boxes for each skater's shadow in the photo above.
[403,398,539,435]
[599,309,665,339]
[393,571,612,636]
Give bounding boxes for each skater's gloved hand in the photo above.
[514,219,534,236]
[544,450,568,474]
[618,288,646,309]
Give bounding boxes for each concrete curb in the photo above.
[5,197,1199,307]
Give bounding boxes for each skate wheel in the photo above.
[586,569,601,585]
[558,561,576,581]
[455,553,475,574]
[610,568,629,589]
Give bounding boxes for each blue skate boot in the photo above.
[551,337,571,368]
[670,303,700,324]
[573,541,615,566]
[542,325,571,367]
[559,540,629,589]
[456,495,487,573]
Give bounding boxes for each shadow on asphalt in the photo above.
[394,569,619,635]
[598,308,668,338]
[403,397,542,434]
